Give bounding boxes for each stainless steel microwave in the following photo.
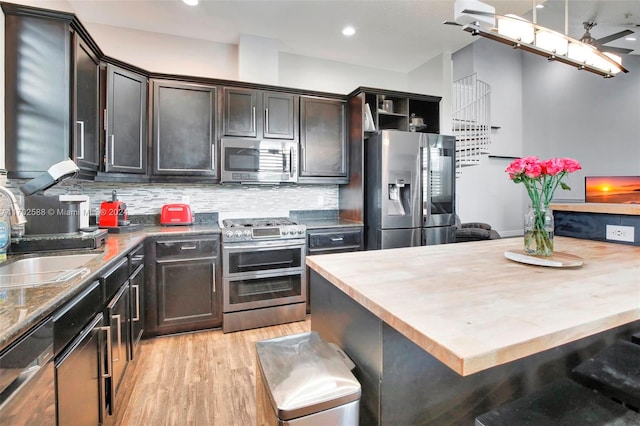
[220,138,298,184]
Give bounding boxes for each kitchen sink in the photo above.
[0,253,102,289]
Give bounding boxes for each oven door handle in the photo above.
[237,259,294,270]
[222,239,305,251]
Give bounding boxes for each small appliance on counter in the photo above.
[98,190,143,233]
[19,159,82,235]
[9,158,109,253]
[99,190,129,227]
[160,204,193,226]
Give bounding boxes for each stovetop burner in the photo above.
[221,217,305,243]
[222,217,296,228]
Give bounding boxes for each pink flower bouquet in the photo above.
[506,157,582,256]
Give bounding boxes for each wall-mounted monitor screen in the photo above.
[585,176,640,204]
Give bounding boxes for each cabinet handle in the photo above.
[300,145,305,172]
[112,314,122,363]
[99,325,112,379]
[181,245,197,250]
[265,108,269,134]
[211,264,216,293]
[131,255,144,262]
[76,121,85,159]
[289,150,294,178]
[330,237,344,242]
[132,284,141,322]
[103,108,108,131]
[252,106,256,132]
[110,135,115,165]
[211,144,216,170]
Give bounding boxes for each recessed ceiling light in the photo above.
[535,4,544,8]
[626,37,637,41]
[342,26,356,37]
[183,0,198,6]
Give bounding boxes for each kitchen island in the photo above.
[306,236,640,425]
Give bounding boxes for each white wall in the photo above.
[278,52,407,94]
[522,52,640,199]
[452,37,640,237]
[453,39,526,236]
[408,53,454,134]
[88,23,238,80]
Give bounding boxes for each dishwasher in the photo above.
[0,318,56,425]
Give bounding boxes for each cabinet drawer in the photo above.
[129,244,144,272]
[308,229,362,252]
[53,280,102,356]
[102,257,129,302]
[154,236,219,259]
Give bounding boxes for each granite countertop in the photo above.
[300,218,363,230]
[0,223,221,352]
[306,236,640,376]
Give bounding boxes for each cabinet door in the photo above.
[105,64,147,173]
[55,314,108,426]
[129,264,144,359]
[73,35,100,173]
[3,11,71,178]
[153,81,217,176]
[223,87,258,137]
[299,97,347,180]
[155,258,219,331]
[263,92,296,139]
[106,284,130,413]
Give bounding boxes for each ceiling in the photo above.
[66,0,640,74]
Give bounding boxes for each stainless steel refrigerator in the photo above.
[364,130,456,250]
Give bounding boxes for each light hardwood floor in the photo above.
[106,318,311,426]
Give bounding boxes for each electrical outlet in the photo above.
[605,225,635,243]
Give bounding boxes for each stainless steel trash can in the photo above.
[256,331,361,425]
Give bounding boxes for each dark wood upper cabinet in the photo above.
[152,80,218,176]
[223,87,257,137]
[73,35,100,173]
[299,96,347,183]
[104,64,148,174]
[223,88,297,140]
[263,92,297,139]
[3,7,72,178]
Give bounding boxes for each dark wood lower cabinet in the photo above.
[145,234,221,336]
[106,284,130,415]
[55,313,108,426]
[305,226,363,313]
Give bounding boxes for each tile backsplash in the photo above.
[4,178,338,219]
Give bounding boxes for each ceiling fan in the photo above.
[578,22,634,55]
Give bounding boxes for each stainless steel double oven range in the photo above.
[220,217,307,333]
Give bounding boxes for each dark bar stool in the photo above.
[572,340,640,410]
[475,378,640,425]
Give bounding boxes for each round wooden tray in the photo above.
[504,249,584,268]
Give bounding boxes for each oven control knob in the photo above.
[243,230,251,237]
[297,227,305,234]
[225,230,234,239]
[282,228,289,235]
[234,231,242,238]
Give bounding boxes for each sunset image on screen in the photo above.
[585,176,640,204]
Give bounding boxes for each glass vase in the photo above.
[524,205,554,256]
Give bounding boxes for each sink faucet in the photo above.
[0,186,28,226]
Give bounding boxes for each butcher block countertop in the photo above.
[306,236,640,376]
[550,202,640,215]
